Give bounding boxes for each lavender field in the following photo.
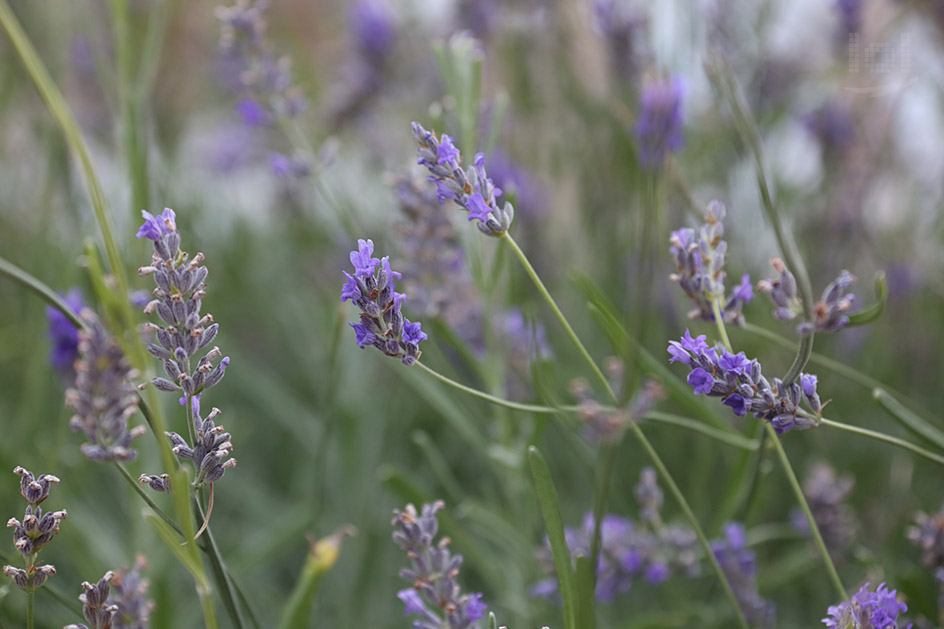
[0,0,942,627]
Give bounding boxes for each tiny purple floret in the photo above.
[350,239,381,277]
[687,368,713,395]
[402,320,427,345]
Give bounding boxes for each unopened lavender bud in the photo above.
[139,474,171,493]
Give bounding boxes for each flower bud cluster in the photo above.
[65,571,118,629]
[823,582,909,628]
[411,122,515,237]
[341,239,427,366]
[392,502,487,629]
[137,209,229,399]
[3,467,66,592]
[167,396,237,489]
[669,201,753,326]
[667,330,823,434]
[757,258,856,336]
[65,310,144,462]
[908,504,944,569]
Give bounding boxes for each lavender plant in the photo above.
[635,76,684,170]
[757,259,857,336]
[64,558,153,629]
[392,502,487,629]
[823,582,910,628]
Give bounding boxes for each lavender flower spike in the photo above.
[667,330,822,433]
[136,208,235,490]
[65,571,118,629]
[669,201,753,326]
[341,239,426,365]
[65,310,145,462]
[412,122,515,237]
[392,502,487,629]
[4,467,66,593]
[823,582,910,628]
[758,258,856,336]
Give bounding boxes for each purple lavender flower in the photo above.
[804,102,855,156]
[65,310,144,462]
[65,571,118,629]
[392,502,487,628]
[235,97,269,126]
[823,582,909,628]
[758,259,856,336]
[412,122,515,237]
[3,467,66,593]
[348,0,395,60]
[635,76,684,170]
[341,239,425,366]
[46,288,85,375]
[269,151,311,178]
[835,0,861,37]
[713,523,775,628]
[667,330,821,433]
[165,395,237,488]
[136,208,235,490]
[669,201,753,326]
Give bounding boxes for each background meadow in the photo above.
[1,0,943,627]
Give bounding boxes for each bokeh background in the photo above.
[0,0,943,627]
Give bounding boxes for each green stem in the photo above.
[588,442,618,609]
[820,418,944,467]
[114,461,182,535]
[710,300,733,352]
[415,361,754,448]
[502,232,748,628]
[27,589,34,629]
[0,256,87,330]
[766,424,846,600]
[501,233,616,401]
[195,496,250,629]
[0,0,132,321]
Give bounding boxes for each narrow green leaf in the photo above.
[144,510,206,587]
[575,556,596,629]
[277,528,353,629]
[488,612,498,629]
[527,446,577,629]
[847,271,887,327]
[874,388,944,452]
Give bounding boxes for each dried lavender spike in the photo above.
[108,555,154,628]
[65,310,144,462]
[758,259,856,336]
[163,395,236,489]
[635,468,664,526]
[64,572,119,629]
[341,239,427,365]
[4,467,65,593]
[411,122,515,237]
[669,201,753,326]
[392,502,487,628]
[667,330,821,433]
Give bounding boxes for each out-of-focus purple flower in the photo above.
[835,0,861,37]
[412,122,515,237]
[46,289,85,374]
[823,582,908,628]
[533,470,700,604]
[713,522,775,628]
[791,463,856,557]
[635,76,684,170]
[269,151,311,179]
[592,0,648,84]
[485,150,544,218]
[456,0,497,40]
[236,97,270,126]
[804,102,855,156]
[392,502,487,628]
[669,201,753,326]
[908,504,944,569]
[341,240,425,366]
[667,330,821,433]
[65,310,144,462]
[349,0,396,61]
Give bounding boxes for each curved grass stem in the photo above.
[820,418,944,467]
